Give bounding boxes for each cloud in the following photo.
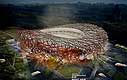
[1,0,127,4]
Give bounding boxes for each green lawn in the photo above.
[57,64,81,78]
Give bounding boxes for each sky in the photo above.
[1,0,127,4]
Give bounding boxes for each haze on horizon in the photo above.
[1,0,127,4]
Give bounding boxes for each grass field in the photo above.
[57,64,81,78]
